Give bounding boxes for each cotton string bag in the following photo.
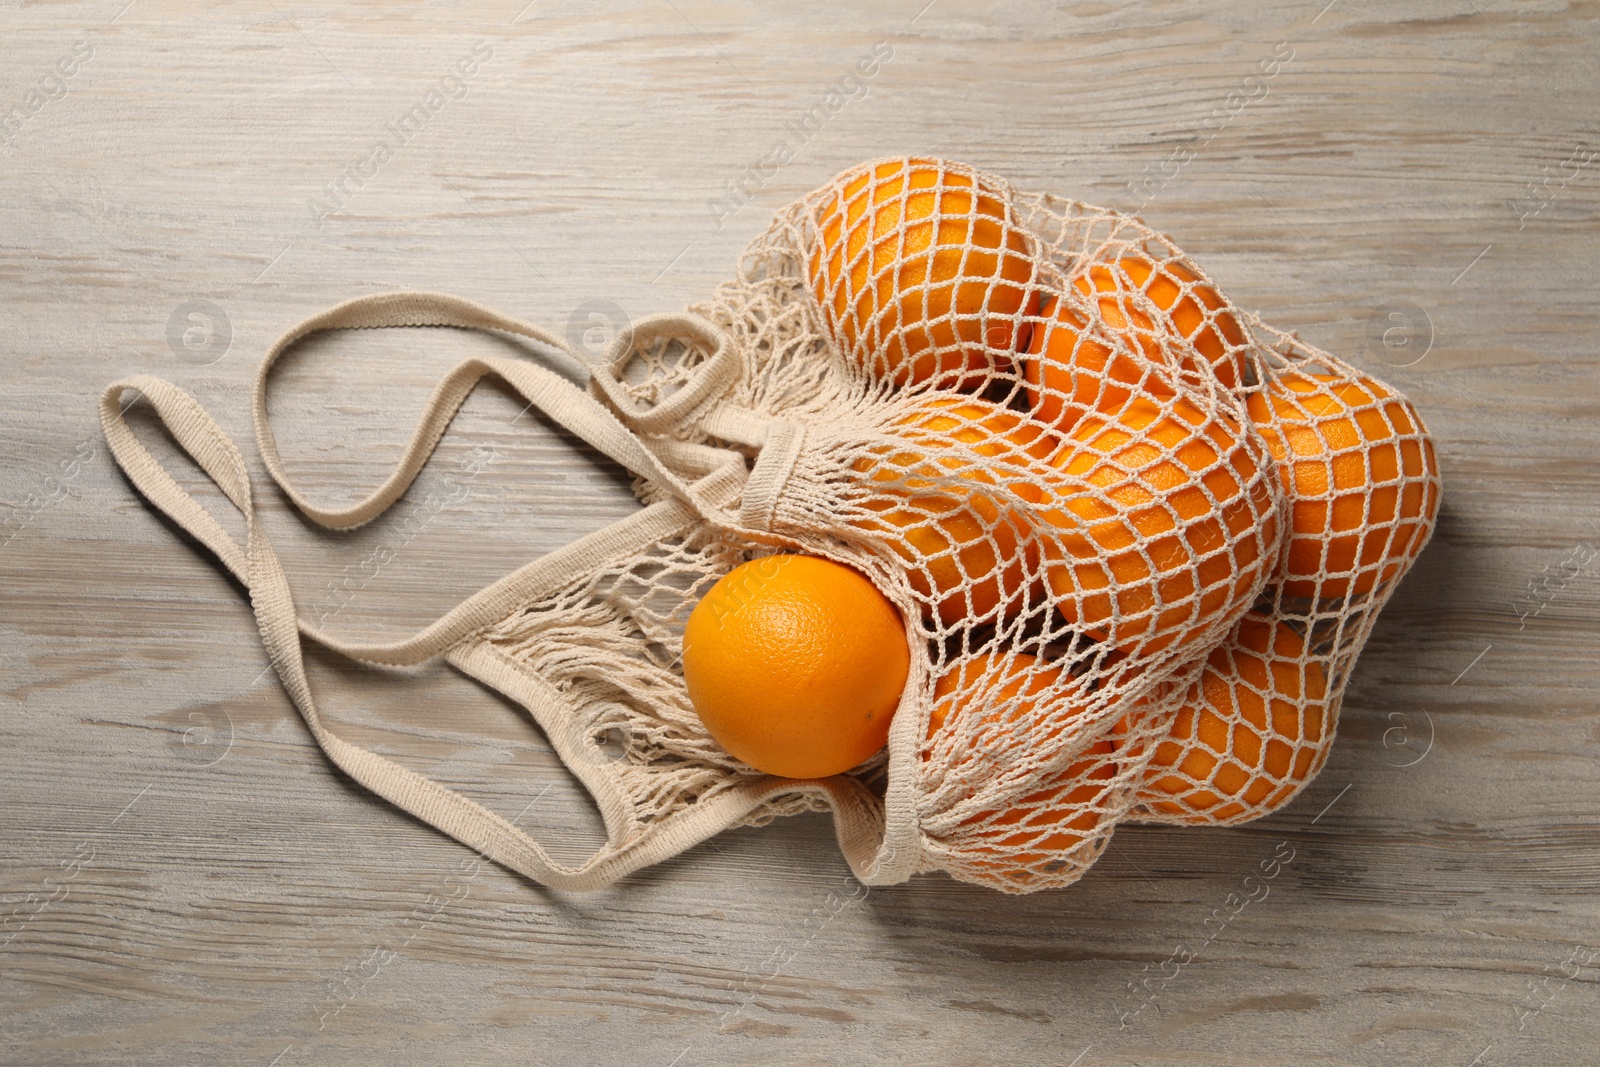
[100,157,1440,894]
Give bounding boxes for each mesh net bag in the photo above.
[100,157,1440,895]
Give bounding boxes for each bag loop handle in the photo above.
[251,291,712,530]
[586,312,742,436]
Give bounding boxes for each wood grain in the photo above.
[4,1,1600,1064]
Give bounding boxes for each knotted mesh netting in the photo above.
[463,157,1438,893]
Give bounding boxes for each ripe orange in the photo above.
[927,652,1118,875]
[1034,395,1279,657]
[681,554,909,778]
[809,157,1037,389]
[1084,249,1249,389]
[852,397,1055,627]
[855,495,1034,629]
[1135,614,1329,823]
[1049,246,1248,388]
[1023,295,1164,431]
[881,394,1061,477]
[1023,251,1247,430]
[855,395,1060,493]
[1245,369,1440,599]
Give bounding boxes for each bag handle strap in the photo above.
[238,291,764,666]
[107,370,722,669]
[251,290,718,530]
[100,373,781,889]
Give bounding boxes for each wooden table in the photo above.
[4,2,1598,1064]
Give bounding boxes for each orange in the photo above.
[1090,249,1249,389]
[1023,294,1169,431]
[1062,247,1248,388]
[1135,614,1329,823]
[855,495,1034,630]
[852,397,1055,627]
[1245,369,1440,599]
[854,395,1060,493]
[809,157,1037,389]
[880,394,1061,477]
[681,554,909,778]
[1035,395,1279,657]
[1023,251,1248,429]
[927,652,1118,877]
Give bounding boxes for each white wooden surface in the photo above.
[4,2,1600,1064]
